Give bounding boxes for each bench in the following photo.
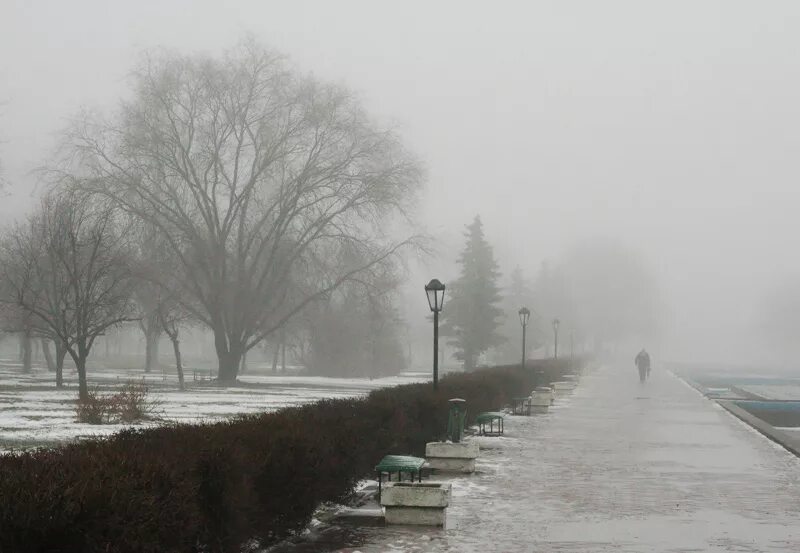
[375,455,426,500]
[512,396,531,416]
[476,412,505,435]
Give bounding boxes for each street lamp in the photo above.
[518,307,530,369]
[425,279,446,390]
[552,318,560,359]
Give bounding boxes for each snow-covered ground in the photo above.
[0,360,427,452]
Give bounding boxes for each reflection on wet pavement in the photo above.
[341,365,800,552]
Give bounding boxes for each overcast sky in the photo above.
[3,1,800,364]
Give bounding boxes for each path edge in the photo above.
[670,370,800,459]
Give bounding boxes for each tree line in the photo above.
[0,40,422,397]
[438,215,662,369]
[0,39,662,396]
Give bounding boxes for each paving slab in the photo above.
[345,365,800,552]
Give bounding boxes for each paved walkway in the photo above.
[349,364,800,552]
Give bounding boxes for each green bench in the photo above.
[512,397,531,416]
[476,412,505,435]
[375,454,426,500]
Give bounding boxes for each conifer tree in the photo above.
[441,215,504,370]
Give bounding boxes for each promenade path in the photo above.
[348,364,800,552]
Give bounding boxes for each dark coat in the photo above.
[635,350,651,369]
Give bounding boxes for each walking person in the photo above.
[635,348,651,383]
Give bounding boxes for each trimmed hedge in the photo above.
[0,359,576,553]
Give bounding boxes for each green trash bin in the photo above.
[447,398,467,443]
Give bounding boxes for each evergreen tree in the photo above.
[498,265,538,363]
[304,244,407,377]
[306,284,407,377]
[441,215,504,370]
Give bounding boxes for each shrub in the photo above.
[75,381,160,424]
[0,359,578,553]
[113,381,161,423]
[75,387,116,424]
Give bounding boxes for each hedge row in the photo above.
[0,359,576,553]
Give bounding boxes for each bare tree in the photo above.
[65,40,422,383]
[41,336,56,372]
[134,283,162,373]
[0,301,69,380]
[0,306,34,373]
[129,222,167,373]
[156,294,191,391]
[127,220,196,389]
[304,242,408,377]
[0,191,137,399]
[18,323,33,373]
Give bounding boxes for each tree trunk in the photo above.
[217,350,242,383]
[239,350,247,375]
[75,355,88,400]
[21,331,32,373]
[170,336,185,391]
[42,339,56,372]
[272,342,280,373]
[281,339,286,372]
[144,325,161,373]
[214,327,242,384]
[55,342,66,388]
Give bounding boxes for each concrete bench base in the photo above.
[552,381,577,394]
[426,441,479,473]
[529,394,551,413]
[381,482,451,527]
[426,441,479,459]
[384,506,447,527]
[426,456,476,473]
[329,507,385,526]
[535,386,555,404]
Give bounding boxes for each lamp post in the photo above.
[552,318,560,359]
[518,307,530,369]
[425,279,446,391]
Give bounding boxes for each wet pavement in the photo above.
[341,364,800,552]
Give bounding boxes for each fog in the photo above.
[3,0,800,370]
